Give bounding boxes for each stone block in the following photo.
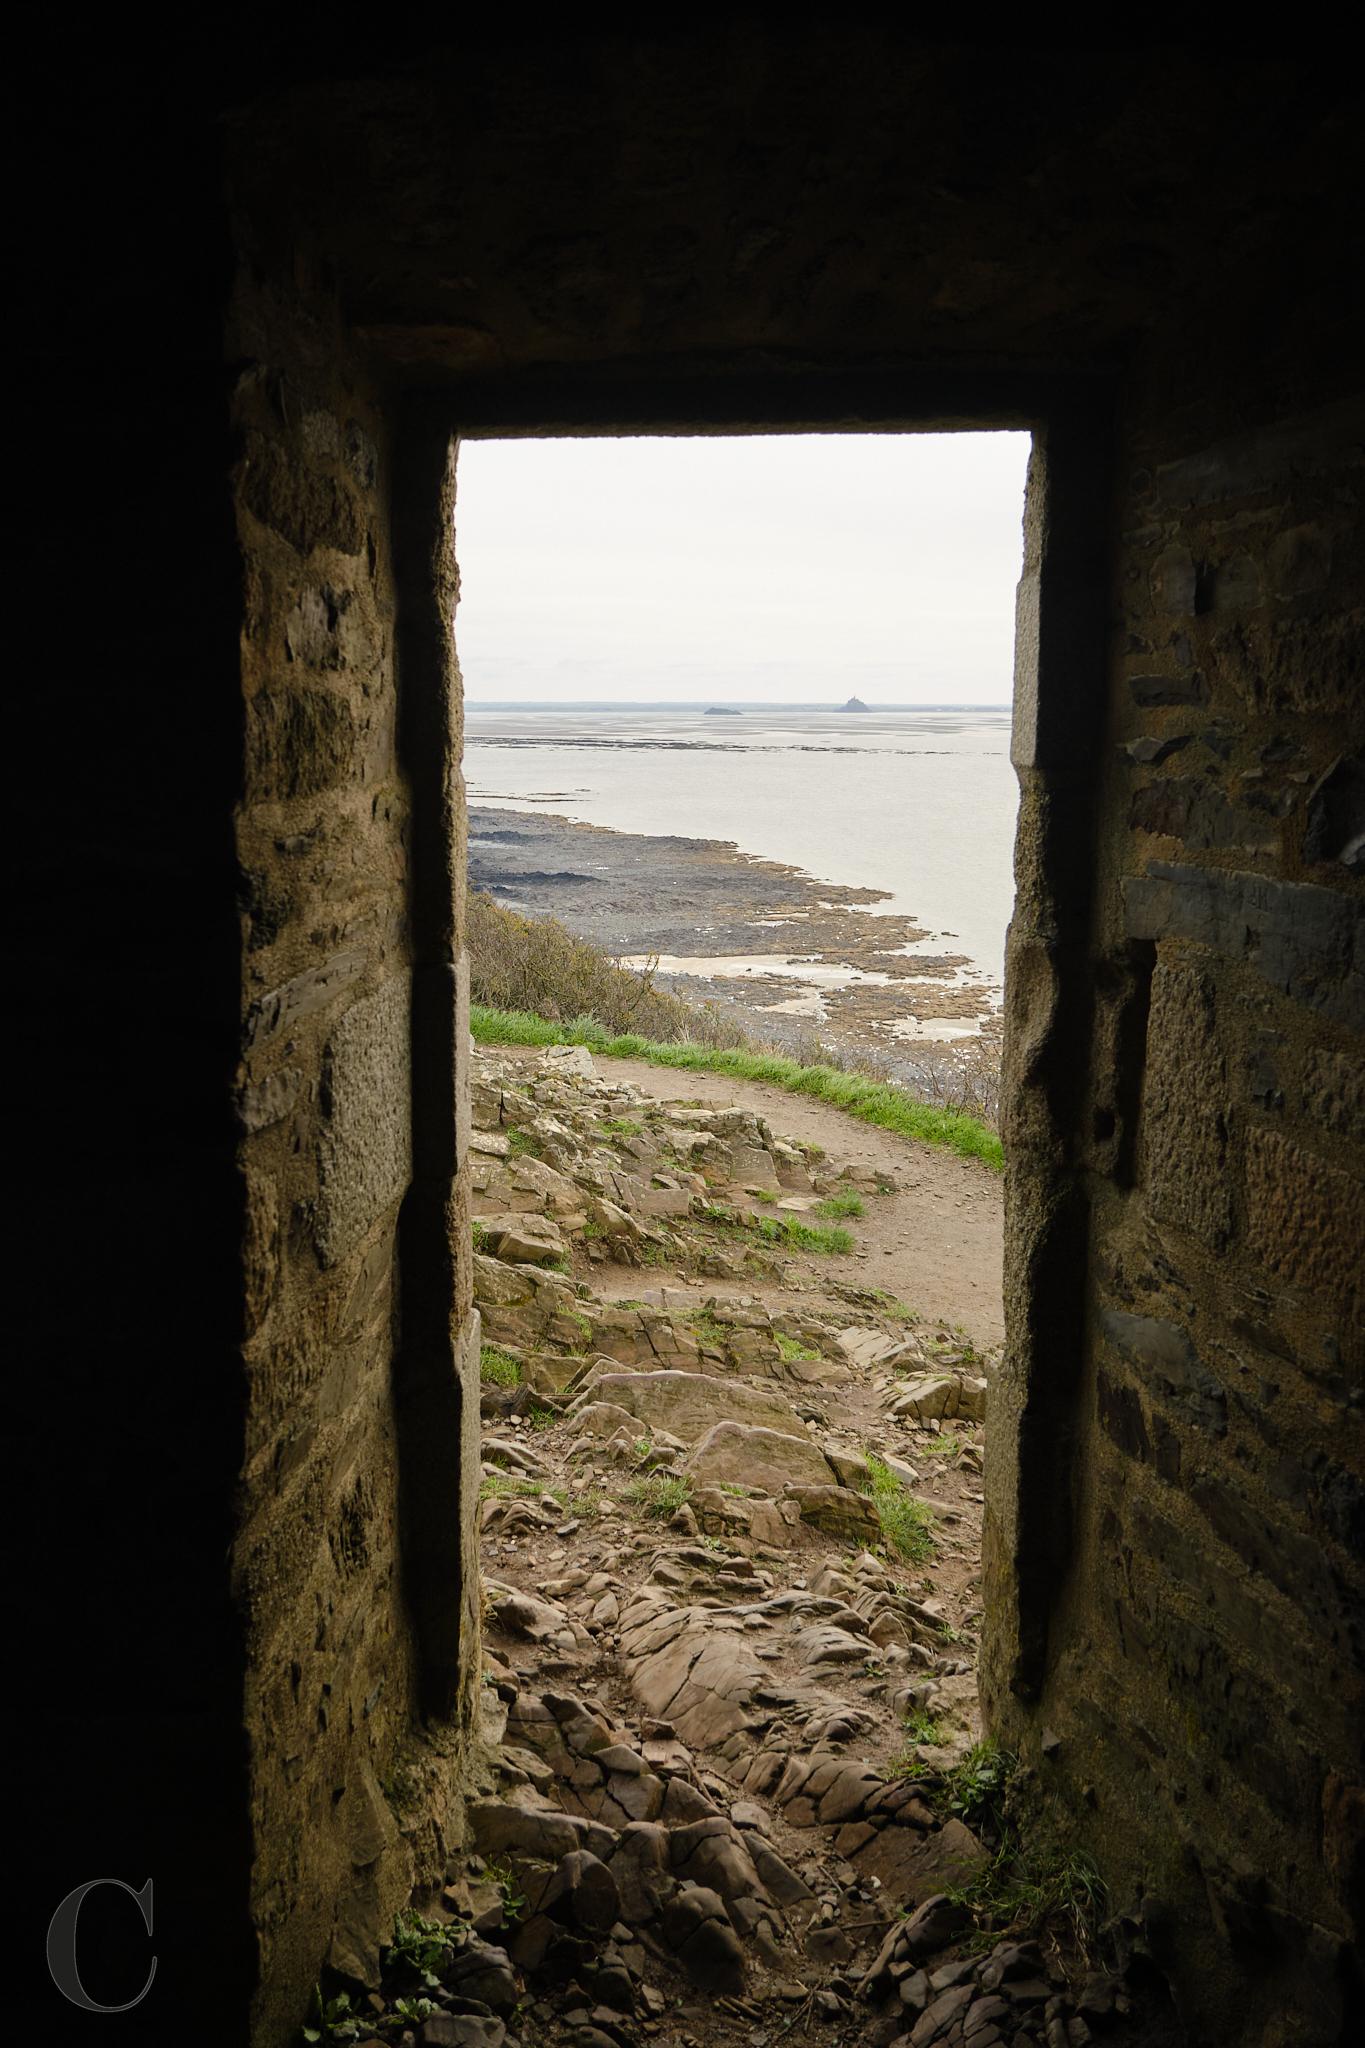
[1148,546,1197,615]
[577,1371,802,1442]
[1124,863,1362,1024]
[1267,522,1333,599]
[1303,755,1365,874]
[1245,1128,1364,1318]
[1154,400,1360,507]
[1302,1046,1365,1142]
[1140,963,1232,1250]
[241,434,365,556]
[316,977,413,1267]
[1128,670,1206,707]
[1100,1310,1226,1435]
[247,683,360,802]
[246,947,368,1052]
[684,1420,834,1491]
[1096,1369,1150,1463]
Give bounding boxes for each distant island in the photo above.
[704,707,743,716]
[841,696,870,712]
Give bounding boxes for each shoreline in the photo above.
[469,805,1003,1109]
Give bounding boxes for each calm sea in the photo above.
[463,705,1018,989]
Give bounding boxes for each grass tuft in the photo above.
[699,1202,852,1256]
[862,1451,936,1562]
[470,1004,1002,1171]
[775,1332,819,1363]
[817,1189,865,1218]
[479,1344,522,1387]
[627,1472,693,1519]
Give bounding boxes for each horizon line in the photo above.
[464,698,1013,710]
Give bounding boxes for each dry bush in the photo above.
[467,893,749,1048]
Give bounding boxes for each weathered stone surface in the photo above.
[684,1420,834,1491]
[315,976,412,1267]
[541,1043,597,1078]
[479,1213,569,1265]
[660,1886,746,1993]
[622,1598,766,1750]
[541,1849,621,1935]
[1140,963,1233,1249]
[418,2015,506,2048]
[1244,1128,1365,1318]
[579,1371,803,1442]
[1100,1310,1227,1435]
[608,1821,673,1924]
[889,1374,986,1424]
[1123,864,1362,1024]
[468,1799,614,1864]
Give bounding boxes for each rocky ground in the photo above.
[321,1048,1172,2048]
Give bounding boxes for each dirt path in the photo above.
[510,1047,1005,1351]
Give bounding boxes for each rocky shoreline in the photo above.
[468,810,1002,1111]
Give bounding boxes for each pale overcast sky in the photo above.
[454,432,1031,705]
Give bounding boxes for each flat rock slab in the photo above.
[889,1372,988,1423]
[622,1597,768,1750]
[541,1044,597,1079]
[479,1213,568,1264]
[580,1370,804,1442]
[684,1420,835,1491]
[851,1814,988,1900]
[838,1327,922,1371]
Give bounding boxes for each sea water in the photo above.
[463,704,1018,991]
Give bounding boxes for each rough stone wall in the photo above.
[992,364,1364,2040]
[228,251,480,2044]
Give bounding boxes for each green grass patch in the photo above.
[479,1344,522,1388]
[924,1431,962,1456]
[598,1116,644,1139]
[478,1473,544,1502]
[759,1215,852,1254]
[700,1203,852,1255]
[882,1711,948,1777]
[862,1451,936,1563]
[470,1006,1002,1171]
[817,1189,864,1218]
[693,1312,728,1348]
[904,1708,947,1746]
[940,1741,1014,1826]
[775,1332,819,1363]
[505,1126,541,1159]
[867,1288,918,1322]
[627,1472,693,1519]
[947,1824,1106,1955]
[471,1220,489,1253]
